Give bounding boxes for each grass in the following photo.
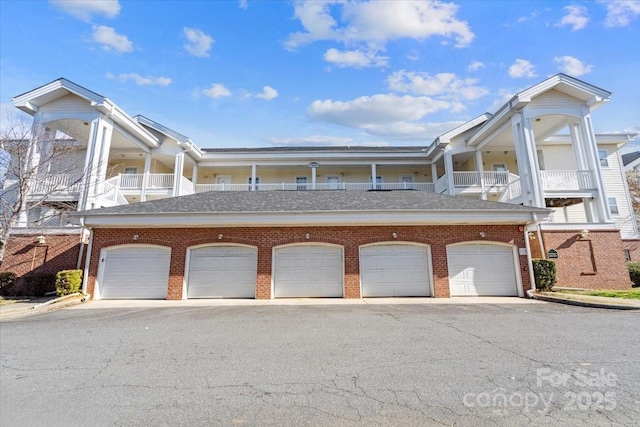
[556,288,640,300]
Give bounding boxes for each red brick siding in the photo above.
[86,225,531,300]
[622,239,640,262]
[1,233,82,293]
[541,230,632,289]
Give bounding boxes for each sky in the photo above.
[1,0,639,150]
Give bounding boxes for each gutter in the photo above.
[524,214,539,293]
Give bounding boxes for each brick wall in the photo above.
[1,233,82,291]
[541,230,632,289]
[86,225,531,300]
[622,239,640,262]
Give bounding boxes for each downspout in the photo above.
[524,213,538,295]
[80,216,93,301]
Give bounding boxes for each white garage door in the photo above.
[447,243,519,296]
[274,245,343,297]
[99,245,171,299]
[187,246,257,298]
[360,244,432,297]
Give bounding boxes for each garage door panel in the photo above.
[274,245,343,298]
[360,244,431,297]
[187,246,257,299]
[447,243,518,296]
[100,246,170,299]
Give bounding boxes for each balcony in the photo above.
[194,182,436,192]
[25,174,83,201]
[539,170,595,192]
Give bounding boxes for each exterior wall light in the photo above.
[132,234,139,241]
[580,229,590,239]
[479,232,486,238]
[37,235,46,245]
[392,232,398,239]
[305,233,310,240]
[218,234,223,240]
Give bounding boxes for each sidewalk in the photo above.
[0,293,88,320]
[528,290,640,310]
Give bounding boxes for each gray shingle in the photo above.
[74,190,549,216]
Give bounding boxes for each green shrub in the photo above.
[628,262,640,288]
[0,272,18,296]
[21,273,57,297]
[533,259,557,291]
[55,270,83,296]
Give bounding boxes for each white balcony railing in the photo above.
[539,170,594,191]
[434,176,448,194]
[194,182,436,193]
[29,174,83,196]
[452,171,511,188]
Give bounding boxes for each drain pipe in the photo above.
[524,214,538,294]
[79,216,93,300]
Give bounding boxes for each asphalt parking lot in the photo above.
[1,300,639,426]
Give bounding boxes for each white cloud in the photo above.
[600,0,640,27]
[387,71,488,101]
[91,25,133,53]
[239,0,248,10]
[307,93,465,140]
[554,56,594,76]
[323,48,388,68]
[555,5,589,31]
[51,0,120,22]
[508,59,537,78]
[284,0,474,50]
[253,86,279,101]
[203,83,231,98]
[267,135,354,146]
[467,60,485,72]
[106,73,172,86]
[183,27,214,57]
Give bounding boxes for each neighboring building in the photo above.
[623,151,640,172]
[1,74,637,299]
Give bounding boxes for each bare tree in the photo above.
[626,170,640,230]
[0,116,86,264]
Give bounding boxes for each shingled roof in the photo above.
[77,190,548,216]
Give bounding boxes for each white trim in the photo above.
[446,241,524,297]
[358,241,434,298]
[271,242,345,299]
[183,243,258,300]
[78,210,549,228]
[539,222,617,231]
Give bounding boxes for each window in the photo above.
[295,176,308,190]
[624,249,631,261]
[608,197,619,215]
[124,167,138,174]
[598,149,609,167]
[247,176,260,190]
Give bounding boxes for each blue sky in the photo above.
[1,0,639,149]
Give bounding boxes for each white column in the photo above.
[371,163,377,189]
[192,164,198,186]
[444,153,455,195]
[311,166,317,190]
[173,152,184,197]
[431,163,438,184]
[475,150,486,200]
[512,113,544,207]
[521,116,544,207]
[251,164,257,191]
[79,116,105,210]
[140,152,151,202]
[579,110,611,222]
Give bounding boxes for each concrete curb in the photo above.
[527,290,640,310]
[0,293,88,321]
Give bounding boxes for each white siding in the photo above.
[549,204,589,223]
[541,146,577,170]
[39,94,96,115]
[600,146,637,238]
[529,89,584,109]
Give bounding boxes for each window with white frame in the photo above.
[598,149,609,167]
[124,167,138,174]
[608,197,619,215]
